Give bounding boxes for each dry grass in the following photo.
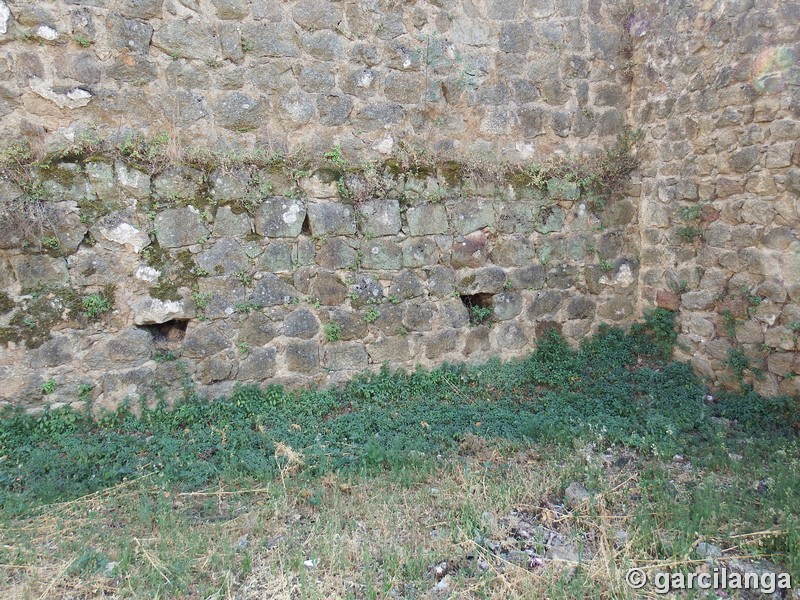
[0,441,793,599]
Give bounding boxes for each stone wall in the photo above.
[0,0,630,160]
[630,0,800,396]
[0,0,798,410]
[0,159,639,409]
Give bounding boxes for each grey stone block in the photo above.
[426,266,456,298]
[213,206,253,238]
[361,239,402,270]
[323,341,368,371]
[292,0,342,30]
[388,271,425,300]
[11,255,69,290]
[490,236,536,267]
[241,22,300,58]
[87,328,152,369]
[152,21,219,60]
[237,347,277,380]
[214,92,263,131]
[402,238,439,267]
[251,274,298,306]
[254,198,306,237]
[493,292,523,320]
[284,308,319,339]
[527,290,564,319]
[310,271,348,305]
[407,203,448,235]
[458,267,507,294]
[317,238,356,269]
[368,336,411,363]
[425,330,461,359]
[257,241,295,272]
[182,323,231,358]
[349,273,383,307]
[307,202,356,236]
[211,0,249,19]
[357,199,401,237]
[154,207,209,248]
[403,303,436,331]
[197,238,250,275]
[448,199,495,234]
[286,340,320,372]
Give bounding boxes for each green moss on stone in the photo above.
[0,291,15,314]
[6,288,80,348]
[437,161,465,187]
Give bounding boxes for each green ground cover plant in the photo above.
[0,309,797,598]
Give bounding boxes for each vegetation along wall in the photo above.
[0,0,797,410]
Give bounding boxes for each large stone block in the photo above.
[115,161,151,199]
[361,239,402,270]
[283,308,319,339]
[463,326,491,356]
[424,329,461,359]
[120,0,163,19]
[490,236,535,267]
[292,0,342,30]
[182,323,231,358]
[153,167,204,200]
[301,30,344,61]
[213,206,253,238]
[492,321,528,350]
[239,312,277,345]
[448,199,495,234]
[254,198,306,237]
[241,22,300,58]
[28,335,75,369]
[403,303,436,331]
[154,207,209,248]
[349,273,383,307]
[152,21,219,60]
[214,92,264,131]
[132,296,193,325]
[211,0,249,19]
[257,241,295,272]
[307,202,356,236]
[493,292,523,320]
[197,238,250,275]
[285,340,320,373]
[388,271,425,300]
[109,15,153,53]
[327,309,367,340]
[426,266,456,297]
[251,274,298,306]
[196,277,246,319]
[368,336,411,363]
[458,267,507,294]
[728,146,761,173]
[317,238,357,269]
[237,347,277,380]
[309,271,348,305]
[357,199,401,237]
[496,203,535,233]
[526,290,563,319]
[509,265,545,290]
[451,231,488,269]
[323,341,368,371]
[406,204,448,236]
[402,238,439,267]
[87,328,152,369]
[11,255,69,290]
